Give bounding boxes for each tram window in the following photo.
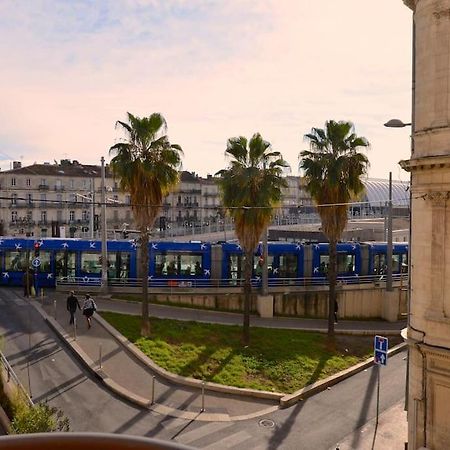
[5,251,27,271]
[392,253,401,273]
[279,254,297,278]
[107,252,131,279]
[254,256,263,277]
[155,252,202,276]
[36,251,51,272]
[55,251,76,278]
[320,253,355,274]
[319,255,329,275]
[373,254,387,275]
[107,253,117,278]
[227,254,242,281]
[81,252,101,274]
[338,254,355,273]
[401,254,408,273]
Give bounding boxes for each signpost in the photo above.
[373,335,389,437]
[374,335,389,366]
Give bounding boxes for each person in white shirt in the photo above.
[82,294,97,329]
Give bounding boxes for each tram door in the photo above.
[55,251,76,279]
[227,254,243,285]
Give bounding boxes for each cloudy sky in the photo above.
[0,0,412,181]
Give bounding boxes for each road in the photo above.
[0,288,406,449]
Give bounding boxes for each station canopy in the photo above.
[359,178,410,208]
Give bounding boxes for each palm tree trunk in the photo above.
[140,229,150,337]
[242,250,253,345]
[328,238,337,337]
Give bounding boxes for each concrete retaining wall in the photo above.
[152,284,405,321]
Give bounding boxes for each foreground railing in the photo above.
[56,274,409,290]
[0,433,194,449]
[0,350,33,407]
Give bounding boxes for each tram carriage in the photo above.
[0,237,408,289]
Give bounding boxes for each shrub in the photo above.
[10,401,69,434]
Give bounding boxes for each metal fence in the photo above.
[0,350,33,407]
[56,273,409,290]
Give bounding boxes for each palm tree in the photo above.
[216,133,289,345]
[110,112,182,336]
[299,120,369,337]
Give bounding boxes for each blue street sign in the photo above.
[374,335,388,352]
[374,349,388,366]
[374,335,389,366]
[32,258,41,268]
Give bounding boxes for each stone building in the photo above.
[401,0,450,448]
[0,160,132,238]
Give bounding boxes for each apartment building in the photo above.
[0,160,131,238]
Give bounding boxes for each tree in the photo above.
[216,133,289,345]
[110,112,182,336]
[299,120,369,337]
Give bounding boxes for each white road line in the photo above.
[175,422,234,445]
[202,430,252,449]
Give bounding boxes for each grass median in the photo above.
[101,311,401,394]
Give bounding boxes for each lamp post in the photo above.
[384,119,413,292]
[100,157,108,293]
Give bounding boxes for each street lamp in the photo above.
[384,119,412,128]
[384,119,412,293]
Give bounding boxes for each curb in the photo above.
[29,297,407,420]
[279,341,407,408]
[94,314,284,401]
[28,300,277,422]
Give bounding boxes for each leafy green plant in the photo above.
[10,400,69,434]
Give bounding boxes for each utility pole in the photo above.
[386,172,393,292]
[100,157,108,293]
[262,228,268,296]
[90,178,95,239]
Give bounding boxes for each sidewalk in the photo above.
[331,400,407,450]
[32,290,406,426]
[37,292,280,422]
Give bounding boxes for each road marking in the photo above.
[175,422,233,445]
[202,430,252,449]
[13,298,26,306]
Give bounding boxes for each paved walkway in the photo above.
[24,289,407,446]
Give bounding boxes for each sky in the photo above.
[0,0,413,182]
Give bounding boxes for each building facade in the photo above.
[0,159,409,240]
[401,0,450,448]
[0,160,132,238]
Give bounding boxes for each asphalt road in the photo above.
[0,288,406,449]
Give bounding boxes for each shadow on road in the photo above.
[350,365,378,449]
[267,353,330,450]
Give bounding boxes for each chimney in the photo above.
[12,161,21,169]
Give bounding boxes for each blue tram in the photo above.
[0,237,408,289]
[220,241,304,285]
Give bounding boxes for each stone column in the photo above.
[402,0,450,448]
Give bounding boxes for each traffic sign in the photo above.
[374,350,387,366]
[31,257,41,268]
[374,335,389,366]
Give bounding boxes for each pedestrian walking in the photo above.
[82,294,97,329]
[66,291,81,325]
[22,269,34,297]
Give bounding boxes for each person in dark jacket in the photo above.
[23,269,34,297]
[66,291,81,325]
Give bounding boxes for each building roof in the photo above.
[361,178,410,207]
[2,163,109,178]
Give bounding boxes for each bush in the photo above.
[10,401,69,434]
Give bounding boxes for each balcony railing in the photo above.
[54,185,65,191]
[9,219,35,227]
[38,184,49,190]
